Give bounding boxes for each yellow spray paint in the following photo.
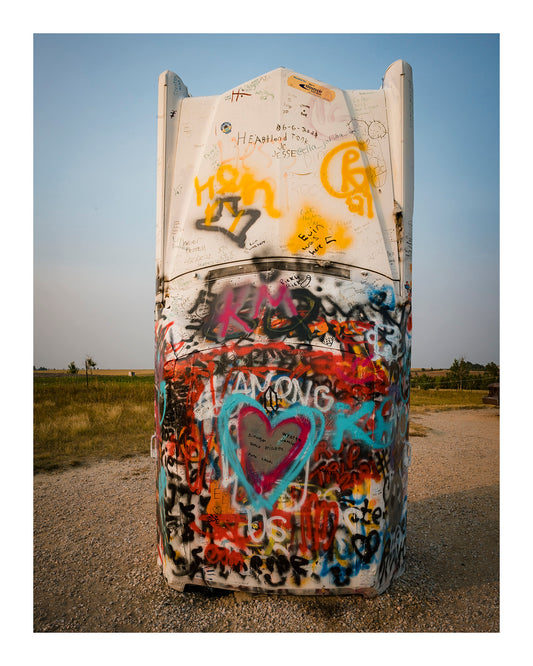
[287,207,352,256]
[320,140,375,218]
[195,164,281,219]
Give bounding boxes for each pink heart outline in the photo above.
[238,404,311,495]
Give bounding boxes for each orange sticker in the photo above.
[206,480,233,515]
[287,75,336,101]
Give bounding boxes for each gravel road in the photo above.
[33,408,499,632]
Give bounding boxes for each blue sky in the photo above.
[33,32,500,369]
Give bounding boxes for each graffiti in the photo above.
[276,123,318,139]
[205,282,298,341]
[180,280,410,370]
[185,282,322,344]
[287,206,352,256]
[197,165,280,217]
[279,273,312,289]
[218,393,325,510]
[236,131,287,146]
[320,140,375,218]
[155,273,411,591]
[346,119,389,189]
[262,386,280,413]
[194,164,281,246]
[155,65,413,594]
[310,438,381,490]
[195,196,261,248]
[231,89,252,102]
[195,165,281,222]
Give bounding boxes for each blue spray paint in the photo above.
[217,393,325,510]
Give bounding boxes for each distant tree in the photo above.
[484,362,499,382]
[419,373,433,390]
[439,374,451,389]
[84,356,97,387]
[467,373,483,390]
[447,357,470,390]
[67,361,78,374]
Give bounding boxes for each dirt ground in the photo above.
[33,408,499,633]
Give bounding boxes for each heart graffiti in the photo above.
[238,405,310,494]
[217,394,325,510]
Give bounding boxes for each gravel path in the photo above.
[33,408,499,632]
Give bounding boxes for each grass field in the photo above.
[410,388,489,411]
[33,374,494,473]
[34,374,154,473]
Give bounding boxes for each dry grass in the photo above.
[34,374,154,473]
[34,369,154,376]
[410,388,489,411]
[409,421,430,437]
